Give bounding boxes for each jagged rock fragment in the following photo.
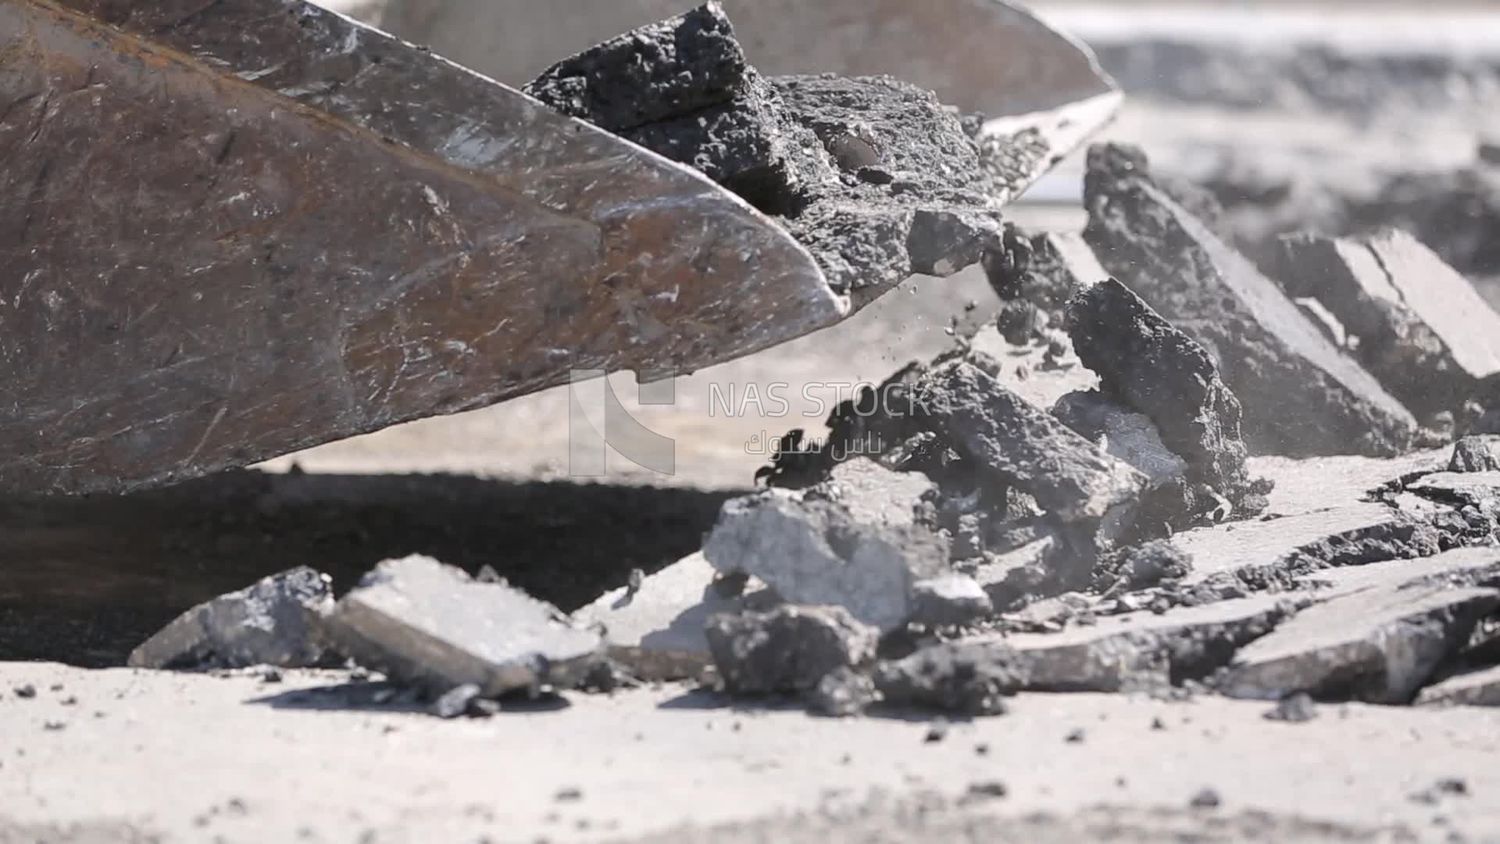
[1273,230,1500,419]
[572,552,777,680]
[1083,143,1417,457]
[1066,278,1263,513]
[873,641,1023,716]
[807,666,879,717]
[128,567,333,670]
[1450,436,1500,473]
[1263,692,1318,722]
[526,3,1003,303]
[703,460,946,631]
[909,574,994,627]
[1052,391,1188,485]
[320,556,603,697]
[1220,573,1500,704]
[705,605,878,695]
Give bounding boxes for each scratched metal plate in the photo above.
[0,0,842,494]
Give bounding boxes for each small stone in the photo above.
[806,666,877,718]
[430,684,482,720]
[1263,692,1318,723]
[909,574,994,627]
[924,720,949,743]
[1190,788,1222,809]
[1450,436,1500,473]
[42,721,66,731]
[554,787,583,803]
[874,641,1022,716]
[1064,728,1085,744]
[966,781,1007,800]
[705,604,878,695]
[13,684,35,699]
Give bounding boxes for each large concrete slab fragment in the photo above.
[1220,577,1500,704]
[1274,229,1500,417]
[321,555,603,696]
[1083,143,1416,457]
[1417,664,1500,707]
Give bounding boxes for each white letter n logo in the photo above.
[568,369,676,476]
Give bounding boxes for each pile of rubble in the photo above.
[118,8,1500,722]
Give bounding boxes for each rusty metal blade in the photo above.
[0,0,843,495]
[376,0,1123,201]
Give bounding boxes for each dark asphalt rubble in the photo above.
[525,2,1006,305]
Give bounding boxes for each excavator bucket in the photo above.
[0,0,1117,496]
[0,0,841,495]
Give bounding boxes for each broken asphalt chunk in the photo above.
[807,666,879,718]
[1450,436,1500,473]
[873,641,1023,716]
[1220,553,1500,703]
[1083,143,1417,457]
[320,555,603,697]
[527,4,1005,305]
[703,459,947,631]
[1274,229,1500,420]
[705,604,878,695]
[128,567,333,670]
[1066,278,1265,516]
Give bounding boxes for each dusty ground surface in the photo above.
[2,663,1498,843]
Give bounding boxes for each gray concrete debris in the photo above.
[705,605,878,695]
[1053,391,1189,485]
[1450,436,1500,473]
[923,360,1148,526]
[806,666,879,718]
[430,683,483,719]
[128,567,333,670]
[1083,143,1417,457]
[910,574,995,627]
[1066,278,1264,515]
[1219,575,1500,704]
[873,641,1024,716]
[998,594,1299,692]
[526,3,1005,305]
[703,460,947,631]
[320,555,603,697]
[1263,692,1318,723]
[572,552,777,681]
[1416,664,1500,707]
[1093,540,1193,593]
[1273,229,1500,419]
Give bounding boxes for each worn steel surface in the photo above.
[0,0,842,495]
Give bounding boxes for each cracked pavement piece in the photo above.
[1417,664,1500,707]
[997,594,1300,692]
[320,555,603,696]
[1220,557,1500,703]
[572,552,777,681]
[1066,279,1264,515]
[703,459,948,631]
[1273,229,1500,419]
[704,604,878,695]
[128,567,333,670]
[1083,143,1417,457]
[1451,436,1500,473]
[526,4,1004,305]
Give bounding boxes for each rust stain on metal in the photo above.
[0,0,841,494]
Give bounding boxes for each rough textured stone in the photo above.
[1083,143,1417,457]
[1066,278,1261,513]
[985,229,1109,319]
[873,641,1024,716]
[128,567,333,670]
[806,666,879,717]
[705,605,878,695]
[571,552,776,681]
[1451,436,1500,473]
[703,461,947,631]
[910,574,994,627]
[1052,391,1189,485]
[1220,577,1500,704]
[1274,229,1500,419]
[321,556,603,696]
[527,4,1005,304]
